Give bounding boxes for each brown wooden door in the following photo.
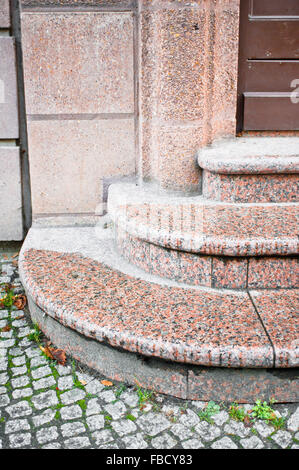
[237,0,299,131]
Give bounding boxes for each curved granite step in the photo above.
[21,248,274,369]
[108,183,298,256]
[116,228,298,289]
[197,137,299,203]
[19,225,299,401]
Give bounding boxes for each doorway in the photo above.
[237,0,299,132]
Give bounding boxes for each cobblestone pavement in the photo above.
[0,253,298,450]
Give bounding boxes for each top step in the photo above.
[197,137,299,203]
[197,137,299,174]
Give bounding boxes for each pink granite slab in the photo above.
[115,201,298,256]
[20,248,275,368]
[250,290,299,368]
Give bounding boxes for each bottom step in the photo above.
[19,224,299,402]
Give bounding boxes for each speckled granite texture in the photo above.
[21,248,279,369]
[20,248,298,370]
[111,198,298,257]
[139,0,240,192]
[202,172,299,203]
[199,137,299,202]
[197,137,299,174]
[116,230,298,289]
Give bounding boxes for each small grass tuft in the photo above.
[27,322,42,344]
[229,403,247,422]
[198,401,220,424]
[135,384,154,407]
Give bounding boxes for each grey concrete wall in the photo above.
[0,0,23,240]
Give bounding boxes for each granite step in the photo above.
[108,183,298,257]
[197,137,299,203]
[19,224,299,401]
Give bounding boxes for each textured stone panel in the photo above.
[139,0,240,192]
[21,248,274,368]
[27,118,135,215]
[0,0,10,28]
[188,367,299,403]
[0,147,23,240]
[21,0,134,6]
[21,12,134,115]
[251,290,299,368]
[212,257,248,289]
[248,258,299,289]
[0,38,19,139]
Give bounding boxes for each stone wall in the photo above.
[0,0,23,240]
[19,0,240,219]
[20,1,137,218]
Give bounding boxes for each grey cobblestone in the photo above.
[42,442,61,449]
[32,376,56,390]
[92,429,114,446]
[11,365,27,376]
[104,401,127,420]
[31,390,58,410]
[60,388,86,405]
[86,398,102,416]
[211,437,238,449]
[9,432,31,448]
[60,404,83,420]
[64,436,91,449]
[36,426,59,444]
[5,418,30,434]
[57,375,73,391]
[111,418,137,437]
[122,433,148,449]
[30,356,48,368]
[151,433,177,449]
[195,421,221,441]
[31,365,52,380]
[11,376,30,388]
[0,373,9,385]
[0,258,298,450]
[86,414,105,431]
[32,409,56,427]
[137,412,171,437]
[287,408,299,432]
[6,401,32,418]
[61,421,86,438]
[271,430,293,448]
[240,436,264,449]
[12,388,33,400]
[0,394,10,407]
[182,438,204,449]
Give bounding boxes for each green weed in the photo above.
[198,401,220,424]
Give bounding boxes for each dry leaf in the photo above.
[39,345,54,360]
[50,348,66,366]
[39,345,67,365]
[39,346,53,359]
[101,380,113,387]
[1,325,11,332]
[243,415,251,427]
[12,252,19,258]
[80,380,87,386]
[13,294,27,310]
